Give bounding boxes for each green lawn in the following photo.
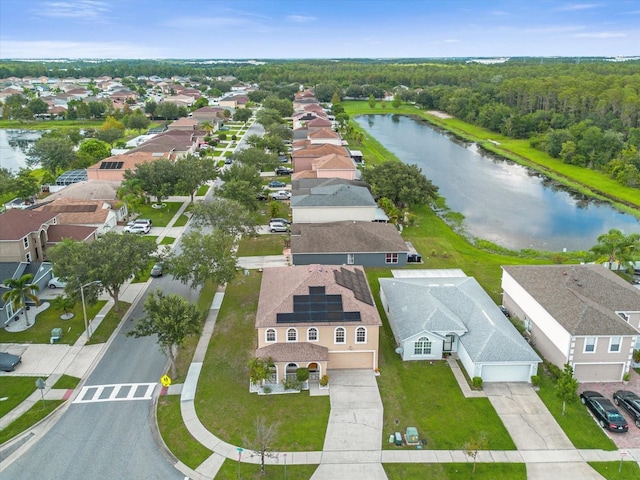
[0,376,42,417]
[536,371,616,450]
[87,301,130,345]
[159,235,176,245]
[157,395,212,469]
[384,463,526,480]
[589,461,640,480]
[0,400,64,445]
[194,272,331,451]
[132,202,184,227]
[196,184,210,196]
[0,300,106,345]
[52,374,80,390]
[215,460,317,479]
[236,236,285,257]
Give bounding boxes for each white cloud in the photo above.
[36,0,109,19]
[573,31,626,38]
[286,15,316,23]
[0,40,169,59]
[554,3,603,12]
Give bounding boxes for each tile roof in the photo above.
[256,265,382,329]
[308,128,340,140]
[502,264,640,336]
[291,221,409,255]
[36,198,110,225]
[256,342,329,362]
[0,209,58,241]
[312,153,355,170]
[46,224,97,242]
[42,180,120,201]
[306,117,332,127]
[292,144,348,158]
[380,273,541,363]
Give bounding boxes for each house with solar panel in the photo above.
[254,265,382,384]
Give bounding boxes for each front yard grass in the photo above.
[157,395,212,470]
[236,235,285,257]
[536,371,616,450]
[131,201,183,227]
[0,300,106,345]
[52,374,80,389]
[589,461,640,479]
[86,301,130,345]
[0,376,41,417]
[384,463,526,480]
[0,400,64,445]
[194,271,330,451]
[215,459,317,479]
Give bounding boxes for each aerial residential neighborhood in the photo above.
[1,2,640,478]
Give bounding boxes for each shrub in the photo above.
[231,134,237,140]
[283,376,301,391]
[633,349,640,363]
[623,372,631,382]
[296,367,309,382]
[218,133,227,140]
[262,386,271,394]
[531,375,541,387]
[472,376,483,389]
[319,375,329,387]
[544,360,563,381]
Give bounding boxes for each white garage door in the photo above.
[574,363,624,382]
[481,364,532,383]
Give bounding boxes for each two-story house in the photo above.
[255,265,381,384]
[0,210,59,262]
[501,264,640,382]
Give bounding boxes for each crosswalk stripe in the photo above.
[73,382,158,404]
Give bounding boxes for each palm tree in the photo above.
[590,229,640,271]
[2,273,40,327]
[199,121,215,136]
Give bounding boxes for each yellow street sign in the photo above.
[160,375,172,387]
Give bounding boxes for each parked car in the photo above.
[269,221,289,233]
[580,390,629,432]
[268,180,286,188]
[613,390,640,428]
[124,223,151,234]
[270,190,291,200]
[278,155,289,163]
[256,190,268,201]
[224,157,233,164]
[150,263,164,277]
[48,277,67,289]
[126,218,152,227]
[275,166,293,175]
[0,351,21,372]
[270,217,291,225]
[499,305,510,317]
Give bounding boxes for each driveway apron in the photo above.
[484,383,605,480]
[311,369,388,480]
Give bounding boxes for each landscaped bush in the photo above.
[544,360,563,381]
[531,375,541,387]
[472,376,483,389]
[296,367,309,382]
[283,376,301,391]
[319,374,329,387]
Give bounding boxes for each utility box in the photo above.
[394,431,403,446]
[50,328,63,344]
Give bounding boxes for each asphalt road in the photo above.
[2,265,199,480]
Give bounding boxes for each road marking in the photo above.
[73,383,157,404]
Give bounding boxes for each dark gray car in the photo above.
[0,351,22,371]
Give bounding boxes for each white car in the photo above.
[269,221,289,233]
[48,277,67,289]
[270,190,291,200]
[124,224,151,234]
[126,218,152,227]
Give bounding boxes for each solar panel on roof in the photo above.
[333,268,374,305]
[99,161,124,170]
[275,285,362,323]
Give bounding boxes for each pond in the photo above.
[356,114,640,252]
[0,129,43,172]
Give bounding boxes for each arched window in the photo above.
[335,327,345,344]
[265,328,276,343]
[287,328,297,342]
[307,327,318,342]
[414,337,432,355]
[355,327,366,343]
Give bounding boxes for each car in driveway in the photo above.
[268,180,286,188]
[270,217,291,225]
[613,390,640,428]
[126,218,152,227]
[124,223,151,234]
[275,166,293,175]
[150,263,164,277]
[269,221,289,233]
[48,277,67,289]
[0,351,21,372]
[580,390,629,432]
[270,190,291,200]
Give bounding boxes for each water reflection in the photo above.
[356,114,640,251]
[0,129,44,172]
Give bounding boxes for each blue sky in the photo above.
[1,0,638,59]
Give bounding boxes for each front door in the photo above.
[443,334,455,352]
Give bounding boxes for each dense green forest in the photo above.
[2,58,639,188]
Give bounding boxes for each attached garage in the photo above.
[329,351,375,370]
[574,363,625,383]
[480,364,534,383]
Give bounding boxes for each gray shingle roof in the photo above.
[380,275,540,363]
[291,183,376,208]
[291,221,409,254]
[502,264,640,336]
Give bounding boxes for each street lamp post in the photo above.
[283,453,287,480]
[81,280,101,342]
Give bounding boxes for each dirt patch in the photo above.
[426,110,453,119]
[578,369,640,449]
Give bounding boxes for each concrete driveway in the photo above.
[311,369,387,480]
